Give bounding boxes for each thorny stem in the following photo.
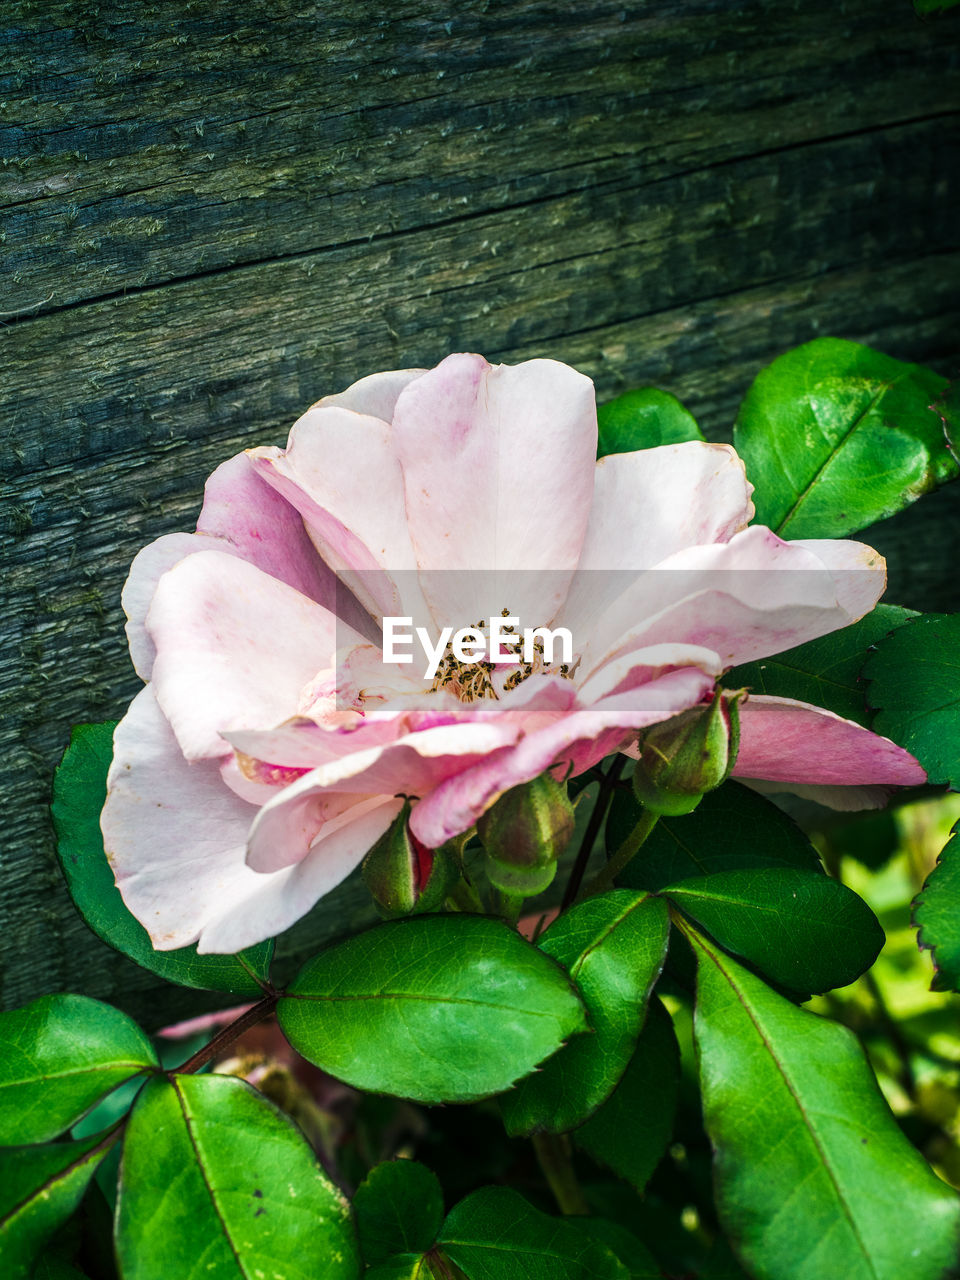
[532,1132,590,1216]
[587,806,660,897]
[560,755,627,910]
[173,993,279,1077]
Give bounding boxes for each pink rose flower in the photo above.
[102,354,924,953]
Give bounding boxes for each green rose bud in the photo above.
[632,689,743,817]
[477,773,575,898]
[362,800,458,918]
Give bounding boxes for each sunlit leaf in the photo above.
[0,994,156,1145]
[665,868,883,994]
[278,916,587,1104]
[597,388,703,457]
[733,338,955,538]
[914,820,960,993]
[689,926,960,1279]
[500,892,668,1135]
[115,1073,360,1280]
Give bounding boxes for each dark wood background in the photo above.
[2,0,958,1027]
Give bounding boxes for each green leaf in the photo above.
[665,868,883,995]
[278,915,587,1104]
[436,1186,630,1279]
[0,994,156,1146]
[574,997,680,1193]
[115,1072,360,1280]
[0,1134,114,1280]
[51,722,273,995]
[863,613,960,788]
[353,1160,444,1265]
[500,892,669,1136]
[914,820,960,992]
[726,604,916,727]
[688,926,960,1280]
[609,780,822,892]
[572,1220,661,1279]
[733,337,955,538]
[914,0,960,11]
[597,387,703,457]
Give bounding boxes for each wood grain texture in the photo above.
[2,0,958,1025]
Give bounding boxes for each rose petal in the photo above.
[103,685,262,949]
[578,526,884,679]
[246,719,524,872]
[122,532,209,680]
[576,642,724,705]
[103,686,400,952]
[249,405,430,626]
[314,367,426,420]
[787,537,887,622]
[147,550,352,760]
[197,452,344,609]
[733,695,927,785]
[561,442,754,639]
[196,795,401,954]
[391,353,597,628]
[410,666,714,846]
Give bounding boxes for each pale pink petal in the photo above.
[197,453,344,610]
[122,454,370,681]
[733,695,926,786]
[249,406,429,626]
[391,354,597,628]
[103,686,401,952]
[102,685,262,950]
[246,720,524,872]
[147,550,354,760]
[578,526,873,679]
[787,537,887,622]
[196,797,401,954]
[314,367,426,420]
[410,666,714,847]
[561,443,754,639]
[576,642,724,705]
[122,533,208,680]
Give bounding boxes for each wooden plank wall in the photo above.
[2,0,958,1026]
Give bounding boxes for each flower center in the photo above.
[430,608,572,704]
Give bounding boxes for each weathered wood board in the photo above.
[2,0,958,1026]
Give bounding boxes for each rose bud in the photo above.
[362,800,457,918]
[477,774,575,898]
[632,689,744,817]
